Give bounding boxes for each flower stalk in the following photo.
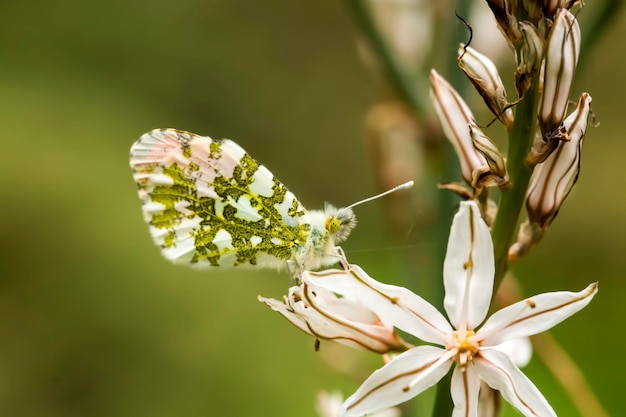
[490,69,540,287]
[324,2,608,416]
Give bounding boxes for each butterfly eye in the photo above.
[326,217,342,234]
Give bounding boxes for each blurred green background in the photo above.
[0,1,624,416]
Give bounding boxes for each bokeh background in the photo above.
[1,1,624,416]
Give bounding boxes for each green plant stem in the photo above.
[431,371,453,417]
[345,0,428,114]
[490,81,540,289]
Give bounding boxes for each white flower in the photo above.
[305,201,597,417]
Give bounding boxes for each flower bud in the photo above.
[259,279,408,354]
[430,70,507,191]
[538,9,581,138]
[470,125,509,186]
[477,382,501,417]
[458,45,514,128]
[515,22,544,98]
[527,128,560,166]
[526,93,592,229]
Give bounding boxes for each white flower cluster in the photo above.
[259,2,598,416]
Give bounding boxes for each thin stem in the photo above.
[345,0,428,114]
[490,80,540,289]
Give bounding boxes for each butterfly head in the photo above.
[325,205,357,244]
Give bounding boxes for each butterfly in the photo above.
[130,128,412,277]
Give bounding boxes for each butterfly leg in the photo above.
[286,259,304,284]
[335,246,350,271]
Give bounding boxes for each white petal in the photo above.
[317,390,402,417]
[451,364,480,417]
[304,265,453,345]
[341,346,453,416]
[478,282,597,346]
[475,349,556,417]
[492,337,533,368]
[300,283,404,353]
[258,290,310,333]
[443,201,494,330]
[368,408,402,417]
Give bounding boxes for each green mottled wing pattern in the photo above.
[130,128,309,268]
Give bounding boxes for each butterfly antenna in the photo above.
[347,180,414,209]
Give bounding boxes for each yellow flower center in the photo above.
[448,330,480,368]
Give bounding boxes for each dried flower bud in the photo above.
[538,9,581,138]
[528,123,569,165]
[509,220,545,260]
[515,22,544,97]
[485,0,522,46]
[458,45,514,128]
[430,70,507,191]
[542,0,578,18]
[526,93,592,229]
[437,182,474,201]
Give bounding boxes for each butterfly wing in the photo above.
[130,128,308,268]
